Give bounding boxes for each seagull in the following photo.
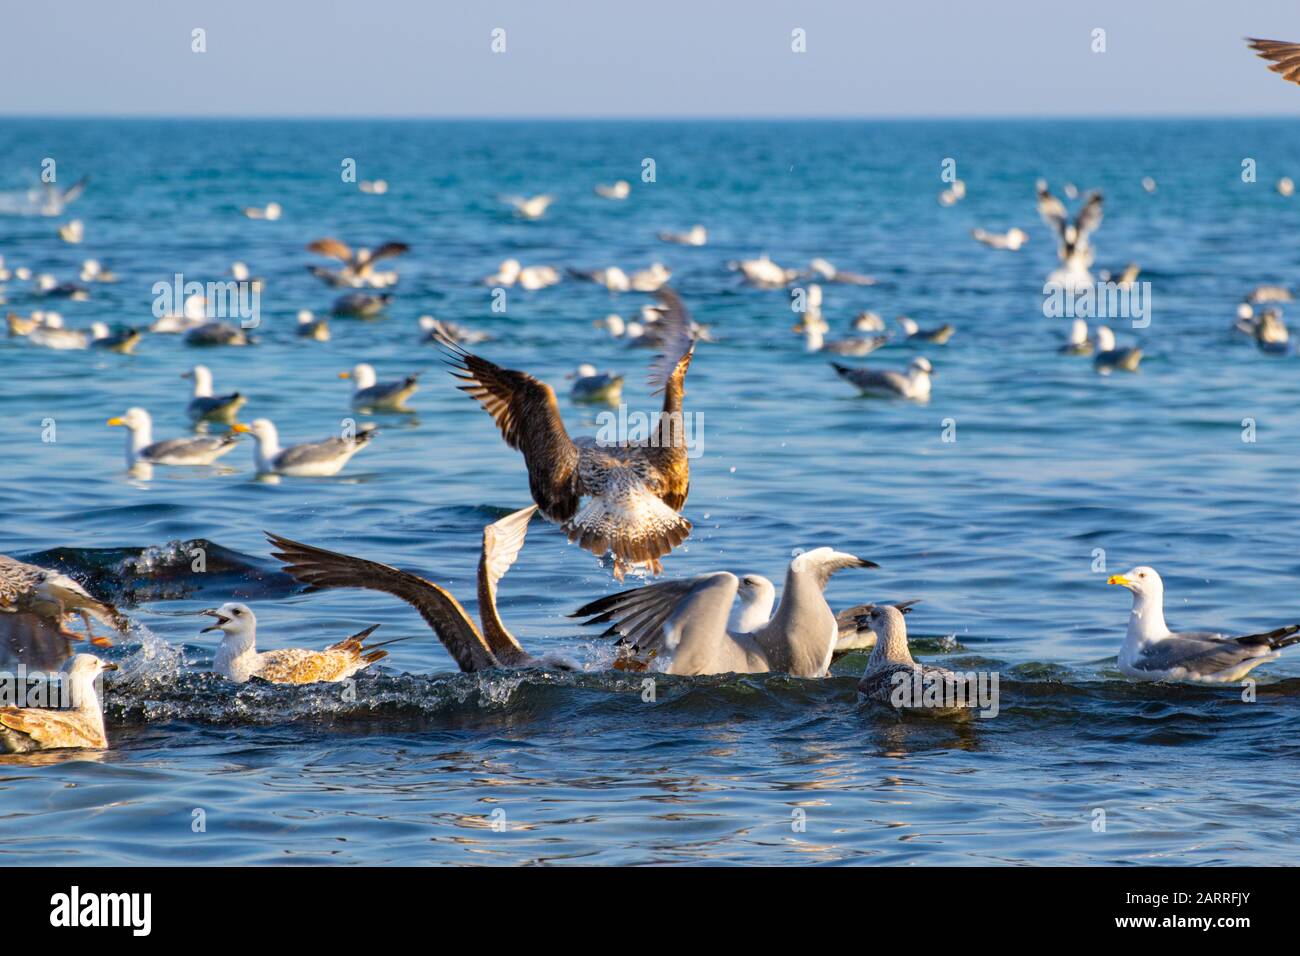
[332,292,392,317]
[567,266,631,292]
[199,603,389,684]
[807,258,875,285]
[1,554,126,645]
[108,408,243,467]
[149,292,208,333]
[1253,308,1290,354]
[938,179,967,206]
[359,179,389,194]
[1246,38,1300,86]
[418,315,490,345]
[794,314,887,356]
[502,194,554,220]
[57,219,84,244]
[568,364,625,404]
[243,418,376,477]
[184,321,253,347]
[1247,285,1292,304]
[89,323,142,354]
[1092,326,1142,373]
[306,238,409,288]
[595,180,631,200]
[571,548,877,676]
[731,255,798,288]
[35,176,88,217]
[296,309,330,342]
[1108,566,1300,683]
[832,357,933,401]
[852,311,886,332]
[26,315,91,350]
[242,201,281,220]
[79,259,117,283]
[183,364,246,423]
[1059,318,1095,355]
[444,288,697,580]
[972,227,1028,251]
[340,363,419,411]
[832,600,921,659]
[268,505,576,672]
[855,605,978,716]
[658,224,707,246]
[630,263,672,292]
[0,655,117,752]
[896,316,955,344]
[1040,185,1103,289]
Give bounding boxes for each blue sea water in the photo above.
[1,118,1299,865]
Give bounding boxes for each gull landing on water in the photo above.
[1,554,126,646]
[444,288,697,580]
[306,238,408,288]
[1108,566,1300,683]
[571,548,877,677]
[0,655,117,752]
[199,604,389,684]
[268,506,576,672]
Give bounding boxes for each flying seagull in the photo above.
[444,288,697,580]
[267,505,574,672]
[1247,38,1300,86]
[1,554,126,645]
[306,238,409,288]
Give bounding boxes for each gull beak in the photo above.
[230,422,251,434]
[106,416,125,426]
[338,371,351,379]
[1107,574,1131,587]
[102,663,119,672]
[199,608,230,633]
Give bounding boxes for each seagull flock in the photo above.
[2,39,1299,751]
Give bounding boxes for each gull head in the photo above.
[341,363,377,389]
[200,602,256,638]
[243,418,278,444]
[1107,566,1163,600]
[66,654,118,680]
[737,574,776,603]
[910,357,933,376]
[569,363,598,380]
[107,407,151,432]
[860,604,913,665]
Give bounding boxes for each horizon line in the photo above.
[1,112,1298,123]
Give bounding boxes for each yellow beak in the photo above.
[1107,574,1130,586]
[106,417,125,426]
[230,422,251,434]
[338,371,351,379]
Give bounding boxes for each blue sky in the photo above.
[3,0,1300,117]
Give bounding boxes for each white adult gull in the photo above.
[339,363,419,411]
[243,418,376,477]
[832,357,933,401]
[571,548,877,676]
[896,316,955,344]
[658,224,707,246]
[502,194,554,220]
[268,505,576,672]
[108,408,243,467]
[183,364,246,423]
[1108,566,1300,683]
[1092,326,1142,373]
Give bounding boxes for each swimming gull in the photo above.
[340,363,419,411]
[972,227,1028,250]
[1,554,126,644]
[444,288,697,579]
[807,258,875,285]
[731,254,798,288]
[184,321,253,347]
[0,655,117,752]
[832,357,933,401]
[296,309,330,341]
[183,364,246,423]
[199,603,389,684]
[58,219,84,244]
[418,315,491,345]
[243,418,376,477]
[1092,326,1142,373]
[658,224,707,246]
[795,313,887,356]
[896,316,955,344]
[571,548,877,676]
[567,266,631,292]
[1252,308,1290,354]
[1059,318,1094,355]
[595,180,631,200]
[855,605,978,716]
[502,194,554,220]
[267,505,576,672]
[89,323,141,353]
[1108,566,1300,683]
[568,364,625,404]
[332,292,392,317]
[108,408,243,467]
[242,201,281,220]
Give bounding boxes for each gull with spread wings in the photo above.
[443,289,697,580]
[306,238,410,288]
[1037,181,1103,289]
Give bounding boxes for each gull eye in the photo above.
[232,608,242,616]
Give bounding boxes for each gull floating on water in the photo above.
[855,605,977,716]
[658,224,707,246]
[108,407,243,467]
[938,179,967,206]
[57,219,84,244]
[183,364,246,424]
[1247,284,1291,304]
[242,201,281,220]
[1092,326,1142,373]
[244,418,376,476]
[1059,318,1095,355]
[571,548,877,676]
[595,180,630,200]
[896,316,955,344]
[418,315,490,345]
[268,506,576,672]
[502,194,554,220]
[731,254,799,288]
[89,323,141,353]
[149,292,208,333]
[568,364,624,404]
[972,227,1028,251]
[1,554,126,645]
[567,265,631,292]
[1279,177,1295,197]
[444,288,697,579]
[296,309,330,341]
[482,259,562,290]
[199,603,389,684]
[184,321,253,347]
[1252,308,1290,354]
[306,238,408,288]
[833,357,933,401]
[340,363,419,411]
[794,313,887,356]
[807,258,875,286]
[359,179,389,194]
[852,311,886,332]
[0,655,117,753]
[630,262,672,292]
[1108,566,1300,683]
[332,292,392,317]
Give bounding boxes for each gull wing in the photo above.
[1073,192,1104,247]
[646,288,696,393]
[266,532,499,672]
[443,344,582,523]
[477,505,538,666]
[1247,38,1300,86]
[570,574,731,655]
[1135,625,1300,677]
[307,238,355,263]
[368,241,410,262]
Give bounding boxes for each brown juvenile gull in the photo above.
[0,654,117,752]
[1108,566,1300,683]
[1,554,126,646]
[306,238,409,288]
[199,603,389,684]
[855,605,979,716]
[571,548,877,676]
[267,505,576,672]
[1247,38,1300,86]
[444,288,697,580]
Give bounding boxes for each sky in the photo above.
[3,0,1300,118]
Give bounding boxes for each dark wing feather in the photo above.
[306,238,354,263]
[265,532,498,673]
[443,345,582,522]
[368,242,410,262]
[1248,38,1300,86]
[570,578,703,653]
